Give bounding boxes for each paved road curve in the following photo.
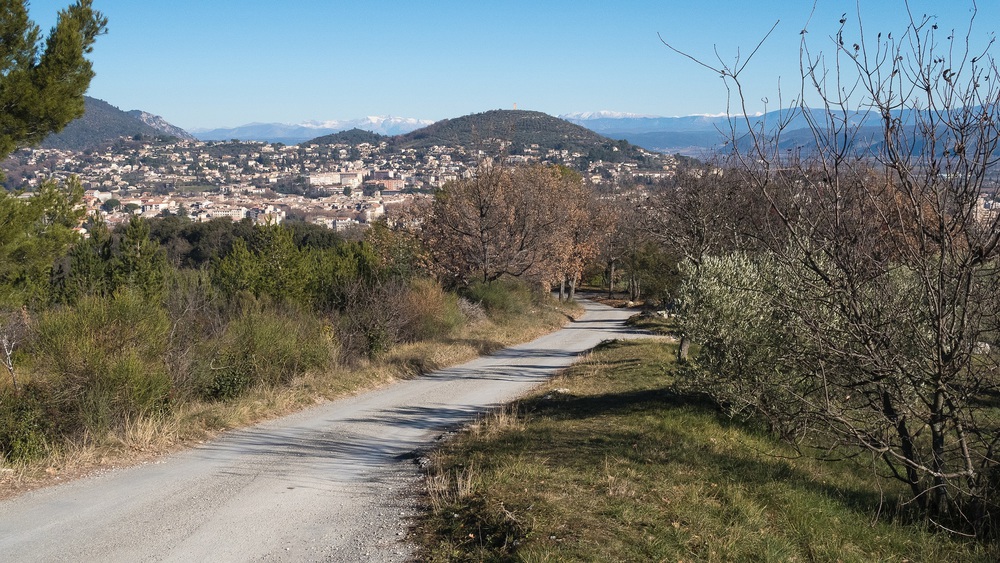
[0,300,651,562]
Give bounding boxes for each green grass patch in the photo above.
[416,340,997,562]
[625,312,679,336]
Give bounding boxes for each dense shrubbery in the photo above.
[397,278,465,342]
[31,290,172,436]
[0,384,49,462]
[0,209,560,464]
[462,279,534,317]
[197,303,332,400]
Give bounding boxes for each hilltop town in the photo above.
[2,131,678,231]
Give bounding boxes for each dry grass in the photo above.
[426,459,479,512]
[0,298,580,499]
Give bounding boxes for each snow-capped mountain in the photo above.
[192,116,435,144]
[301,116,435,134]
[564,108,923,156]
[559,110,661,120]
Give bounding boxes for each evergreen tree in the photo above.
[212,237,260,299]
[113,216,167,300]
[0,0,107,161]
[252,225,307,305]
[0,179,85,305]
[55,212,113,303]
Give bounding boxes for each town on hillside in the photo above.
[2,136,681,232]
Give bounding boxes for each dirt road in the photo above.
[0,300,650,561]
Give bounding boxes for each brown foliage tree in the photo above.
[422,162,598,291]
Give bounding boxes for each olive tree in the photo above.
[667,5,1000,530]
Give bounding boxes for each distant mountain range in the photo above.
[560,109,925,156]
[38,98,920,158]
[562,112,763,155]
[190,116,435,144]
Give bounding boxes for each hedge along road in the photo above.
[0,299,655,562]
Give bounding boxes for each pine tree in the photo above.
[0,0,107,161]
[0,178,85,305]
[54,212,113,303]
[113,216,167,300]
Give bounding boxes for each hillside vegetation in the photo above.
[308,127,389,146]
[399,110,612,151]
[0,159,601,491]
[308,109,657,167]
[41,97,183,150]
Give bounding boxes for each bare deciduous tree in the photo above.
[422,162,597,291]
[668,5,1000,530]
[0,307,29,395]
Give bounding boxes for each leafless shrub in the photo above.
[0,307,30,395]
[336,280,408,362]
[457,297,486,323]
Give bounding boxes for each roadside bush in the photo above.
[397,278,465,342]
[30,291,172,437]
[0,383,51,463]
[162,268,227,398]
[462,279,533,317]
[198,303,332,400]
[336,279,467,361]
[335,281,410,361]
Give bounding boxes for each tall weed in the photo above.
[197,303,333,400]
[463,279,534,317]
[30,291,171,437]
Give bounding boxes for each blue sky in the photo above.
[26,1,999,130]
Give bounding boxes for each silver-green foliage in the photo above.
[677,241,1000,525]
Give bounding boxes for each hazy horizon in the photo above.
[28,1,999,130]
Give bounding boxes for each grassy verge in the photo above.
[415,340,997,562]
[625,312,678,337]
[0,297,580,498]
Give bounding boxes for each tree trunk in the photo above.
[629,274,641,302]
[558,276,566,302]
[883,390,924,503]
[931,386,949,515]
[607,260,616,299]
[568,273,577,301]
[678,335,690,361]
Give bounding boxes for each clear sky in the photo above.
[25,0,1000,130]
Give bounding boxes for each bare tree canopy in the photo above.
[667,5,1000,533]
[421,162,599,290]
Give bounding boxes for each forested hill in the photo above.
[41,97,191,150]
[307,110,658,165]
[308,128,390,146]
[399,110,606,149]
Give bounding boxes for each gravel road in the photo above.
[0,299,651,562]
